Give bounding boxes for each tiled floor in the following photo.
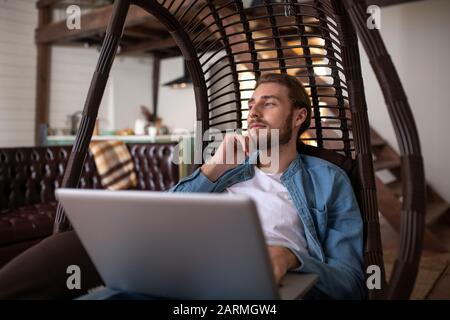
[379,213,450,299]
[426,217,450,299]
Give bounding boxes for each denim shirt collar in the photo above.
[281,153,304,182]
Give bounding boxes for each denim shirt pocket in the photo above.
[309,205,328,244]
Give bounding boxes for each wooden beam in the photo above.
[37,0,121,9]
[35,7,52,146]
[157,49,183,58]
[120,37,176,54]
[124,26,164,39]
[152,54,161,119]
[365,0,429,7]
[36,5,164,44]
[37,0,64,8]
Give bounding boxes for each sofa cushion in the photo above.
[0,147,74,211]
[0,202,56,245]
[128,143,179,191]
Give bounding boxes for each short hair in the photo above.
[255,73,311,138]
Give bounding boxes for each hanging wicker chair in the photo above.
[53,0,426,300]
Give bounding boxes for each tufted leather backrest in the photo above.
[0,143,179,211]
[128,143,179,191]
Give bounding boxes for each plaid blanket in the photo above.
[89,140,137,190]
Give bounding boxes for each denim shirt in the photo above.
[170,152,366,299]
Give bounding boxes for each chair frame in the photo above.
[52,0,425,300]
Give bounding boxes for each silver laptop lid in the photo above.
[56,189,280,300]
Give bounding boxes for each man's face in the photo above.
[247,82,300,149]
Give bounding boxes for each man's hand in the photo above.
[201,134,250,182]
[268,246,300,284]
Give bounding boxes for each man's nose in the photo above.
[248,102,262,119]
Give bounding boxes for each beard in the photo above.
[249,111,294,151]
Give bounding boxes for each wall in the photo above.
[359,0,450,201]
[49,46,153,134]
[49,46,112,133]
[0,0,37,147]
[110,54,153,132]
[158,56,196,133]
[51,52,198,135]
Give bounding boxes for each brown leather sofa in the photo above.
[0,143,179,267]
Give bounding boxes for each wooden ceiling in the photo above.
[35,0,425,57]
[36,3,182,57]
[35,0,238,57]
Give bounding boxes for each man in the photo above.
[79,73,365,300]
[0,73,364,300]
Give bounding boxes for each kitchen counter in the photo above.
[45,134,192,146]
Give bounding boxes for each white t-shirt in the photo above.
[226,166,309,258]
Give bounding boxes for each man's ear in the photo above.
[294,108,307,128]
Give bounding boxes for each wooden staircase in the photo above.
[370,128,450,226]
[370,128,450,252]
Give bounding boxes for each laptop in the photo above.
[56,188,318,300]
